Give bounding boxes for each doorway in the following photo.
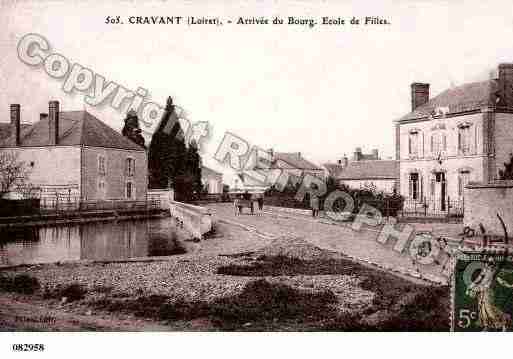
[434,171,446,211]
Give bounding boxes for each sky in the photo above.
[2,0,513,184]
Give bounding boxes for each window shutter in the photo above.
[430,135,434,153]
[442,134,447,152]
[408,136,412,154]
[458,130,462,152]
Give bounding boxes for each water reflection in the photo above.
[0,219,187,266]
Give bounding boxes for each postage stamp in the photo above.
[452,248,513,331]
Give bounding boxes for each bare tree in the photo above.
[0,151,30,198]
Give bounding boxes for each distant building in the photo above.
[0,101,147,201]
[201,166,223,194]
[335,160,398,193]
[236,149,325,192]
[325,148,398,193]
[352,147,380,161]
[395,63,513,211]
[267,151,325,179]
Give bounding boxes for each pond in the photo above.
[0,218,190,266]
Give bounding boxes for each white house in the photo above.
[395,63,513,212]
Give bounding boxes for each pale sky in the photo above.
[2,0,513,183]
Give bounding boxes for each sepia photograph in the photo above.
[0,0,513,357]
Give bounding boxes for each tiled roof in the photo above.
[0,111,144,151]
[202,166,222,177]
[272,152,323,171]
[399,80,497,122]
[336,160,398,180]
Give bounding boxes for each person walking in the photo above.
[257,195,264,214]
[310,195,320,218]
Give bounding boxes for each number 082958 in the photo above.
[11,344,45,352]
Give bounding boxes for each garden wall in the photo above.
[464,181,513,236]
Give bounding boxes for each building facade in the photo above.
[236,150,325,192]
[0,101,147,201]
[395,64,513,212]
[325,148,398,193]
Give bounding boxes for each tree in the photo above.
[0,151,30,198]
[148,97,186,189]
[185,140,203,196]
[148,97,202,202]
[499,153,513,180]
[122,109,146,148]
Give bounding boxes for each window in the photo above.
[125,158,135,177]
[458,171,471,197]
[97,179,106,199]
[430,132,447,155]
[408,131,420,156]
[98,156,106,176]
[126,181,133,199]
[458,125,472,155]
[409,173,422,200]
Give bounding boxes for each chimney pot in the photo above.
[48,101,59,145]
[411,83,430,111]
[10,104,21,146]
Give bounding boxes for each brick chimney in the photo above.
[411,83,430,111]
[48,101,59,145]
[40,113,48,122]
[498,63,513,108]
[10,104,21,146]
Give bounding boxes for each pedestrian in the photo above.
[233,196,240,216]
[257,195,264,213]
[311,195,319,218]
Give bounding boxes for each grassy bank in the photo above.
[0,236,449,331]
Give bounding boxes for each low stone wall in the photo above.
[169,201,214,239]
[464,181,513,236]
[265,205,312,217]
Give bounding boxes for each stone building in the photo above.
[0,101,147,201]
[236,150,325,192]
[324,148,398,193]
[395,63,513,212]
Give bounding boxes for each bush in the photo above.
[0,273,40,294]
[45,283,87,302]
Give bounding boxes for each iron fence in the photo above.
[400,197,464,218]
[22,196,161,215]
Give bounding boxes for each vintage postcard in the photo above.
[1,0,513,357]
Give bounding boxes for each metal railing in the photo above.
[36,196,161,214]
[400,197,464,218]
